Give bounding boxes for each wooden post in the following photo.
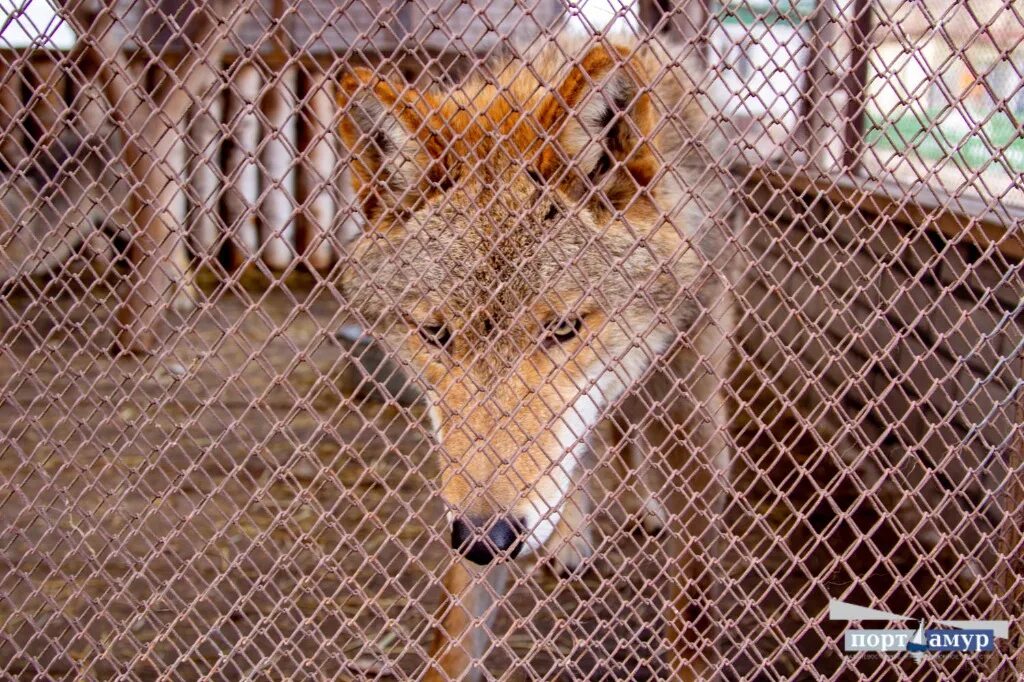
[25,56,65,143]
[840,0,874,174]
[299,69,336,271]
[223,62,262,269]
[0,57,22,165]
[57,0,235,352]
[75,81,108,135]
[66,29,108,140]
[792,0,844,174]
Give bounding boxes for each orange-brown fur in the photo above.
[339,36,734,681]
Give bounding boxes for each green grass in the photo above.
[866,108,1024,173]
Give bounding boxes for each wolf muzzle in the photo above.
[451,515,526,564]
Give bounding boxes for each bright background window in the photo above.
[0,0,76,50]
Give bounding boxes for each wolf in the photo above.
[339,36,735,681]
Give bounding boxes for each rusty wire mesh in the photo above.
[0,0,1022,679]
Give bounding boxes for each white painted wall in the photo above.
[709,21,808,130]
[564,0,640,34]
[868,41,936,117]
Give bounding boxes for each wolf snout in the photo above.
[451,515,526,565]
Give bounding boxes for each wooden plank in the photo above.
[745,220,1020,465]
[88,0,569,60]
[223,62,261,268]
[138,55,193,310]
[924,291,1018,387]
[26,56,65,143]
[736,276,879,446]
[74,82,107,134]
[259,65,297,270]
[932,238,1024,310]
[187,88,224,261]
[298,70,335,271]
[160,117,188,243]
[639,0,710,62]
[0,57,22,164]
[336,166,362,248]
[740,164,1024,261]
[828,207,939,277]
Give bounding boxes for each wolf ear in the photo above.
[537,44,705,205]
[338,69,442,222]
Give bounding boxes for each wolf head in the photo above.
[339,39,720,562]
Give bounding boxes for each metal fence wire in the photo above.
[0,0,1022,679]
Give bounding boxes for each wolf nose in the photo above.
[451,515,525,565]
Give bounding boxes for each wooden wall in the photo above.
[0,52,357,273]
[1,0,568,277]
[736,171,1022,572]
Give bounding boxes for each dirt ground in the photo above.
[0,277,1003,680]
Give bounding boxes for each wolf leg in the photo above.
[627,437,669,536]
[611,415,669,536]
[548,481,595,577]
[662,335,732,681]
[424,560,510,682]
[663,415,729,681]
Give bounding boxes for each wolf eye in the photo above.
[544,317,582,345]
[420,323,452,349]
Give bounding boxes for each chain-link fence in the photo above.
[1,0,1021,679]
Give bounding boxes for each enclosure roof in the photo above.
[112,0,568,56]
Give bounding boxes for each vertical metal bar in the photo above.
[840,0,873,173]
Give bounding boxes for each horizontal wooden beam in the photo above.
[737,163,1024,262]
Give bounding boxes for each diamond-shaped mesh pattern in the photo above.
[0,0,1021,679]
